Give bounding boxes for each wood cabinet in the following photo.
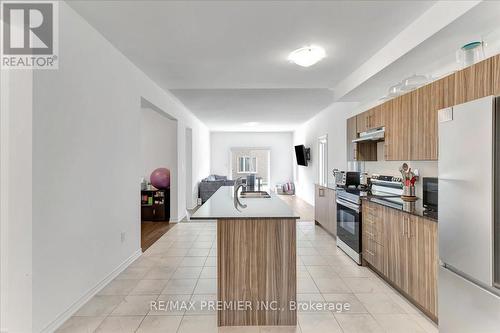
[362,201,438,320]
[407,215,438,318]
[141,189,170,221]
[493,54,500,96]
[351,54,499,162]
[314,184,336,236]
[326,187,337,236]
[362,201,386,275]
[347,116,377,161]
[454,57,492,105]
[384,96,411,161]
[346,116,357,161]
[356,105,384,133]
[370,105,385,129]
[356,111,370,133]
[384,207,409,292]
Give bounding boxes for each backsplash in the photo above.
[362,142,438,199]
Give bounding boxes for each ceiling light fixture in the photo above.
[288,45,326,67]
[244,122,259,127]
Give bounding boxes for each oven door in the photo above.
[336,198,361,253]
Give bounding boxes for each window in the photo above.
[238,156,257,173]
[318,135,328,186]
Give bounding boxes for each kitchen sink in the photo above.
[240,191,271,198]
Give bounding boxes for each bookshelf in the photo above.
[141,189,170,222]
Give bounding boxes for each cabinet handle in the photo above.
[402,218,406,236]
[319,188,325,197]
[406,216,411,238]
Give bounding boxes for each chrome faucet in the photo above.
[233,177,247,209]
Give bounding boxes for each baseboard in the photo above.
[169,213,186,223]
[41,248,142,333]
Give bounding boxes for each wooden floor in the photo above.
[141,221,175,251]
[277,194,314,221]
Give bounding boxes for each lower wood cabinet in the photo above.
[362,200,438,321]
[314,184,336,236]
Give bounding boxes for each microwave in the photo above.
[422,177,438,211]
[335,171,360,188]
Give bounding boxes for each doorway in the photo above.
[140,98,178,251]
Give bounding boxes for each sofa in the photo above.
[199,175,235,203]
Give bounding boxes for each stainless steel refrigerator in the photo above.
[438,95,500,332]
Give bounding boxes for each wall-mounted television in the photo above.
[295,145,310,166]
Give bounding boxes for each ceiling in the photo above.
[170,89,335,131]
[342,1,500,105]
[68,1,444,130]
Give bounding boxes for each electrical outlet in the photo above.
[121,231,126,243]
[197,198,202,205]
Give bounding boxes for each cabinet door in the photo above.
[385,208,409,293]
[454,57,492,105]
[384,96,411,161]
[326,189,337,236]
[356,111,370,133]
[346,116,357,161]
[370,104,384,129]
[314,185,327,225]
[407,216,438,318]
[493,54,500,96]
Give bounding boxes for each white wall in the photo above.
[293,103,359,204]
[140,107,178,218]
[0,69,34,333]
[293,102,438,205]
[210,132,294,188]
[29,2,210,332]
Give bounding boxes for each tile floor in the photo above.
[57,221,438,333]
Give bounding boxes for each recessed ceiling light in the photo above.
[244,122,259,126]
[288,45,326,67]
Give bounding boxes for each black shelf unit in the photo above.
[141,189,170,222]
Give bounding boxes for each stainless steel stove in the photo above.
[336,174,403,265]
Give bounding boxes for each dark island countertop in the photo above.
[191,186,300,220]
[361,196,437,222]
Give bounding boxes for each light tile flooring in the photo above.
[58,221,438,333]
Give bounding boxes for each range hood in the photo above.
[352,127,385,143]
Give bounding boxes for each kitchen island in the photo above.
[191,186,300,327]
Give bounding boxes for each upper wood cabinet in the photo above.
[356,105,384,133]
[348,54,498,162]
[493,54,500,96]
[356,111,370,133]
[370,105,385,129]
[384,95,412,161]
[454,57,492,105]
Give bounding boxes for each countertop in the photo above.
[361,196,437,222]
[190,186,300,220]
[315,182,338,190]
